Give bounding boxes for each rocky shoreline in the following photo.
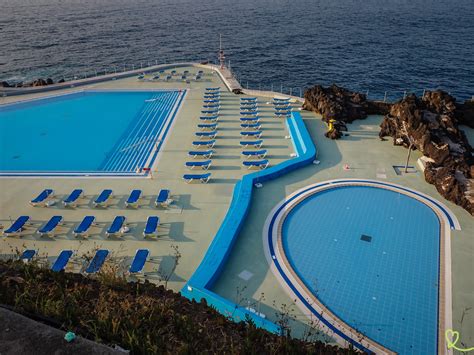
[1,77,64,88]
[303,84,474,215]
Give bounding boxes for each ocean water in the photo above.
[0,0,473,100]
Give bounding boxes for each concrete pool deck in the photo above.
[0,65,293,291]
[1,64,473,351]
[211,114,474,350]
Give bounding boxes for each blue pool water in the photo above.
[282,185,440,354]
[0,90,182,174]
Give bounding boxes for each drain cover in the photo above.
[361,234,372,242]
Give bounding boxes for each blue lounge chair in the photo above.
[240,110,258,116]
[192,140,216,148]
[241,123,261,130]
[199,115,218,122]
[188,150,213,159]
[204,99,220,103]
[241,112,259,118]
[185,160,212,170]
[152,75,160,80]
[137,74,145,80]
[275,105,291,111]
[183,173,211,184]
[243,159,269,170]
[241,97,257,101]
[166,75,172,81]
[181,75,187,80]
[37,216,62,237]
[106,216,126,237]
[74,216,96,238]
[204,93,220,97]
[19,249,36,262]
[195,131,217,139]
[125,189,142,208]
[155,189,172,207]
[241,105,258,110]
[203,103,220,108]
[30,189,54,207]
[273,97,290,102]
[240,140,263,148]
[205,87,220,91]
[275,111,291,117]
[240,105,258,110]
[240,117,260,123]
[93,189,113,207]
[51,250,73,272]
[129,249,150,273]
[4,216,30,237]
[201,109,219,115]
[63,189,83,207]
[198,123,218,131]
[242,149,267,159]
[241,131,262,138]
[171,70,177,75]
[85,249,109,274]
[143,217,160,238]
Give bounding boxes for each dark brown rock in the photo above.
[456,99,474,128]
[379,91,474,215]
[32,78,48,87]
[303,84,388,139]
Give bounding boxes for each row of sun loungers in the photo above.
[138,70,205,82]
[238,98,269,170]
[20,248,150,274]
[183,87,222,183]
[273,97,292,117]
[29,189,172,209]
[4,215,163,239]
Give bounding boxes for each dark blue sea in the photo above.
[1,0,473,101]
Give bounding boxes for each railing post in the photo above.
[271,83,274,92]
[403,91,407,99]
[246,81,249,89]
[290,88,292,96]
[383,91,387,102]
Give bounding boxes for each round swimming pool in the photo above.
[265,180,453,354]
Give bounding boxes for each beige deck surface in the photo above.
[1,66,473,346]
[211,114,474,342]
[0,66,293,291]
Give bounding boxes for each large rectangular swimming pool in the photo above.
[0,90,185,176]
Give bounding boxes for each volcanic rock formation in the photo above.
[303,84,474,214]
[379,91,474,215]
[303,84,389,139]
